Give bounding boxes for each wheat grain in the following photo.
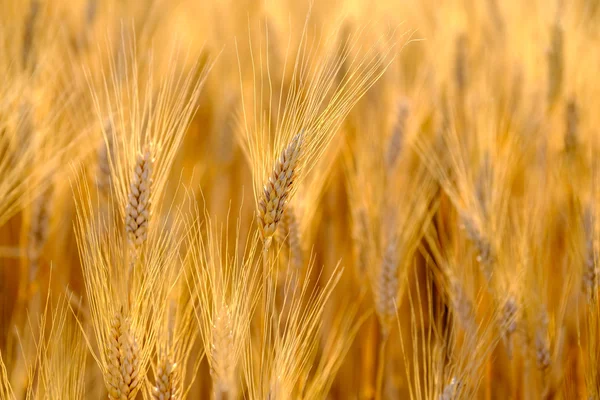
[126,144,154,249]
[257,133,303,244]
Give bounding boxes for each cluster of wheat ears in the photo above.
[0,0,599,399]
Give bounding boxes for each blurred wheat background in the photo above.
[0,0,599,399]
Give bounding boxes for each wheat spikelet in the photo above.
[106,310,141,400]
[152,356,179,400]
[258,133,302,244]
[126,145,154,249]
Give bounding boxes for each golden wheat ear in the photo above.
[257,132,303,245]
[236,15,400,248]
[73,35,212,399]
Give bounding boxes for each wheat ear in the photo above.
[210,305,237,399]
[534,311,551,371]
[106,310,141,400]
[258,133,303,245]
[500,296,519,358]
[547,21,563,107]
[374,239,399,337]
[152,355,179,400]
[460,212,494,281]
[385,100,410,169]
[28,186,52,283]
[450,278,474,331]
[584,208,597,302]
[126,145,154,249]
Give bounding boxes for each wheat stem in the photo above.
[374,334,388,400]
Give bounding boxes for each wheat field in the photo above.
[0,0,598,399]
